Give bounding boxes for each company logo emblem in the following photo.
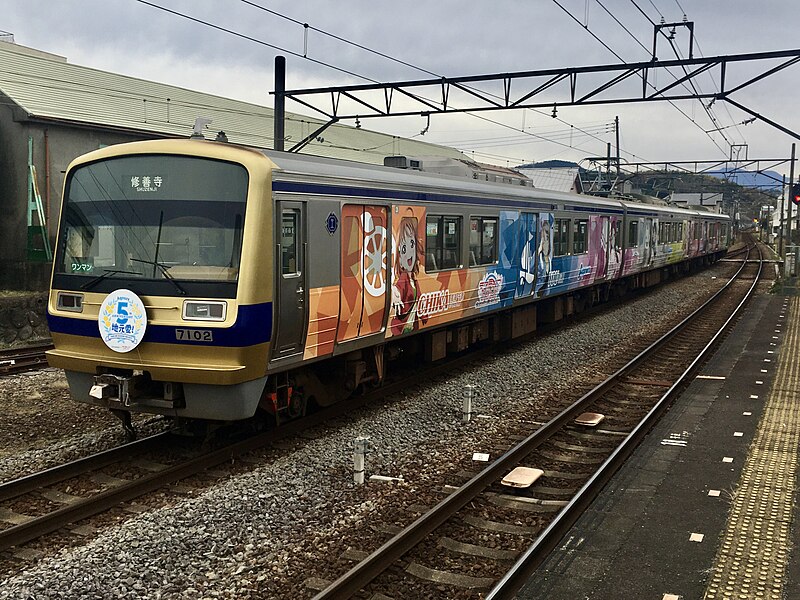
[475,272,504,308]
[326,212,339,235]
[98,289,147,353]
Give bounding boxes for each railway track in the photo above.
[310,242,763,599]
[0,342,53,376]
[0,245,756,573]
[0,414,333,555]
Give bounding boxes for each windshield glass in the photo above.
[56,154,247,292]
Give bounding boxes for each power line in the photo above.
[133,0,378,83]
[647,0,665,20]
[594,0,651,56]
[551,0,626,62]
[238,0,623,158]
[636,0,746,145]
[238,0,440,79]
[625,0,736,154]
[133,0,622,162]
[557,0,729,156]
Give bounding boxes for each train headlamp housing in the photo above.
[57,292,84,313]
[182,300,227,322]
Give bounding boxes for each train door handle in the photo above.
[296,285,304,305]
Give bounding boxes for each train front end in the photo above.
[46,139,275,422]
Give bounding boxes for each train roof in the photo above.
[65,138,729,222]
[263,148,730,221]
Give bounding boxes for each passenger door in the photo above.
[273,202,307,357]
[338,204,389,341]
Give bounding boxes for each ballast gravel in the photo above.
[0,267,735,599]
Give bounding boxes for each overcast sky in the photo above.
[3,0,799,176]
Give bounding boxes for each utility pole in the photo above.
[779,174,785,256]
[615,115,621,179]
[787,143,796,255]
[274,56,286,152]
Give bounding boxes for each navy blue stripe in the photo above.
[563,205,625,214]
[273,180,555,210]
[47,302,272,347]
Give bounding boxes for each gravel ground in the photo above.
[0,265,739,599]
[0,370,165,483]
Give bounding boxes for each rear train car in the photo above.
[46,139,730,424]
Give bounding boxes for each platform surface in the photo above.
[518,283,800,600]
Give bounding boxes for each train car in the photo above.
[46,139,730,428]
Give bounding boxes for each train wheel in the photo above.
[286,389,307,420]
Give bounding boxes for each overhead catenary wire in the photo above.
[131,0,627,164]
[237,0,625,160]
[573,0,737,156]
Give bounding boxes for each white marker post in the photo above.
[462,384,475,423]
[353,436,370,485]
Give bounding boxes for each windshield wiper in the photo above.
[129,258,186,296]
[81,269,141,291]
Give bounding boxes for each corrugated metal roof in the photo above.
[517,166,580,193]
[0,41,469,165]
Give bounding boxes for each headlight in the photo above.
[57,292,84,313]
[182,300,226,321]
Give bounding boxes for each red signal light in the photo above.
[793,183,800,205]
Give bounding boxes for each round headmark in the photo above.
[98,289,147,353]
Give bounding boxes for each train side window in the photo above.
[469,217,497,265]
[627,220,638,248]
[280,209,299,275]
[553,218,570,256]
[573,219,588,254]
[426,215,462,271]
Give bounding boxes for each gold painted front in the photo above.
[48,139,278,385]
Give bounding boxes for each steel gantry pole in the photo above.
[274,55,286,152]
[787,144,796,256]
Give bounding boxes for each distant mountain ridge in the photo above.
[516,160,580,169]
[515,162,783,193]
[707,170,782,191]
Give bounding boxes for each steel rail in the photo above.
[0,413,318,551]
[0,323,517,552]
[0,342,53,375]
[313,245,758,600]
[488,245,764,598]
[0,431,173,502]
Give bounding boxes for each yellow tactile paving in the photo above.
[704,298,800,600]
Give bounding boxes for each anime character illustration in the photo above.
[649,219,658,266]
[588,216,607,280]
[390,215,427,335]
[516,213,537,298]
[534,214,553,297]
[641,219,651,267]
[607,217,622,278]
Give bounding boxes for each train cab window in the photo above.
[280,209,299,275]
[426,215,461,271]
[573,219,588,254]
[627,220,639,248]
[469,217,497,265]
[553,219,570,256]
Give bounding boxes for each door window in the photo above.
[281,209,299,275]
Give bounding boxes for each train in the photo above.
[45,138,730,431]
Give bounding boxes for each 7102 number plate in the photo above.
[175,329,213,342]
